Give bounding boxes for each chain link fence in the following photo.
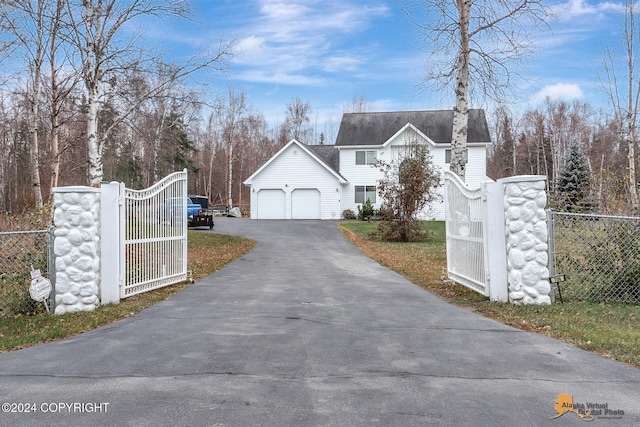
[0,228,54,316]
[548,211,640,303]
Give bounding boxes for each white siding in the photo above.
[247,143,342,220]
[339,128,488,220]
[339,148,384,216]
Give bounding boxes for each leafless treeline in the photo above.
[487,99,635,215]
[0,75,321,213]
[0,0,331,214]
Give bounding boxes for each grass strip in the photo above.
[339,221,640,368]
[0,231,255,353]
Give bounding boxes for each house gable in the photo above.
[243,139,345,219]
[384,123,436,149]
[244,139,346,185]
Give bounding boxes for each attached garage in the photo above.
[243,139,347,220]
[291,189,321,219]
[257,189,286,219]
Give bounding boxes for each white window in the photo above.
[355,150,377,165]
[355,185,377,203]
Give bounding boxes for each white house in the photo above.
[243,109,491,220]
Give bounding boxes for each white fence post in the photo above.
[498,175,551,305]
[483,181,509,302]
[52,186,101,314]
[100,182,121,306]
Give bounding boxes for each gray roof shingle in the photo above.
[335,109,491,146]
[304,144,340,172]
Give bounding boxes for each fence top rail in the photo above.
[549,210,640,222]
[125,169,187,200]
[0,229,50,236]
[444,170,483,198]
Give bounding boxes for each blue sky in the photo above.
[145,0,629,127]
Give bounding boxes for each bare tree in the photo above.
[487,106,516,179]
[285,97,311,142]
[600,0,640,214]
[66,0,231,186]
[2,0,49,208]
[215,88,248,208]
[406,0,547,180]
[345,94,368,113]
[47,0,80,199]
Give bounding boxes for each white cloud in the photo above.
[529,83,584,104]
[322,55,363,73]
[234,35,266,56]
[229,1,389,85]
[234,70,325,86]
[260,1,309,20]
[551,0,623,21]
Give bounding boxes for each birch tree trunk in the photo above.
[71,0,220,186]
[79,0,103,186]
[29,70,44,209]
[227,143,233,208]
[626,1,639,213]
[86,85,102,186]
[48,0,66,198]
[626,113,638,213]
[450,0,470,180]
[407,0,547,182]
[28,0,44,208]
[49,40,60,196]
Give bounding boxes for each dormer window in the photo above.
[355,150,377,165]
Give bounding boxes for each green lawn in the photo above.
[339,220,640,368]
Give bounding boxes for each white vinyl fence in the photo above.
[53,170,189,314]
[120,171,188,298]
[443,172,551,305]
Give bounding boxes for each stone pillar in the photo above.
[499,176,551,305]
[52,187,101,314]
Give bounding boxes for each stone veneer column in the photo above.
[52,187,101,314]
[499,176,551,305]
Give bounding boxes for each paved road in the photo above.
[0,219,638,426]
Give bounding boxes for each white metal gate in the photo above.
[119,170,188,298]
[444,171,490,296]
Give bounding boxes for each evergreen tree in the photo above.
[556,140,591,211]
[115,140,143,189]
[158,113,199,177]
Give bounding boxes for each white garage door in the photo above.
[292,189,321,219]
[257,189,286,219]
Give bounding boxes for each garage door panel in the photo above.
[292,189,321,219]
[257,189,286,219]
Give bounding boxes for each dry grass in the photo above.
[339,221,640,368]
[0,231,255,353]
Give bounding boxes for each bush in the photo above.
[357,199,375,221]
[376,216,431,242]
[375,142,441,241]
[342,209,357,220]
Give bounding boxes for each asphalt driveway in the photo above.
[0,218,638,426]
